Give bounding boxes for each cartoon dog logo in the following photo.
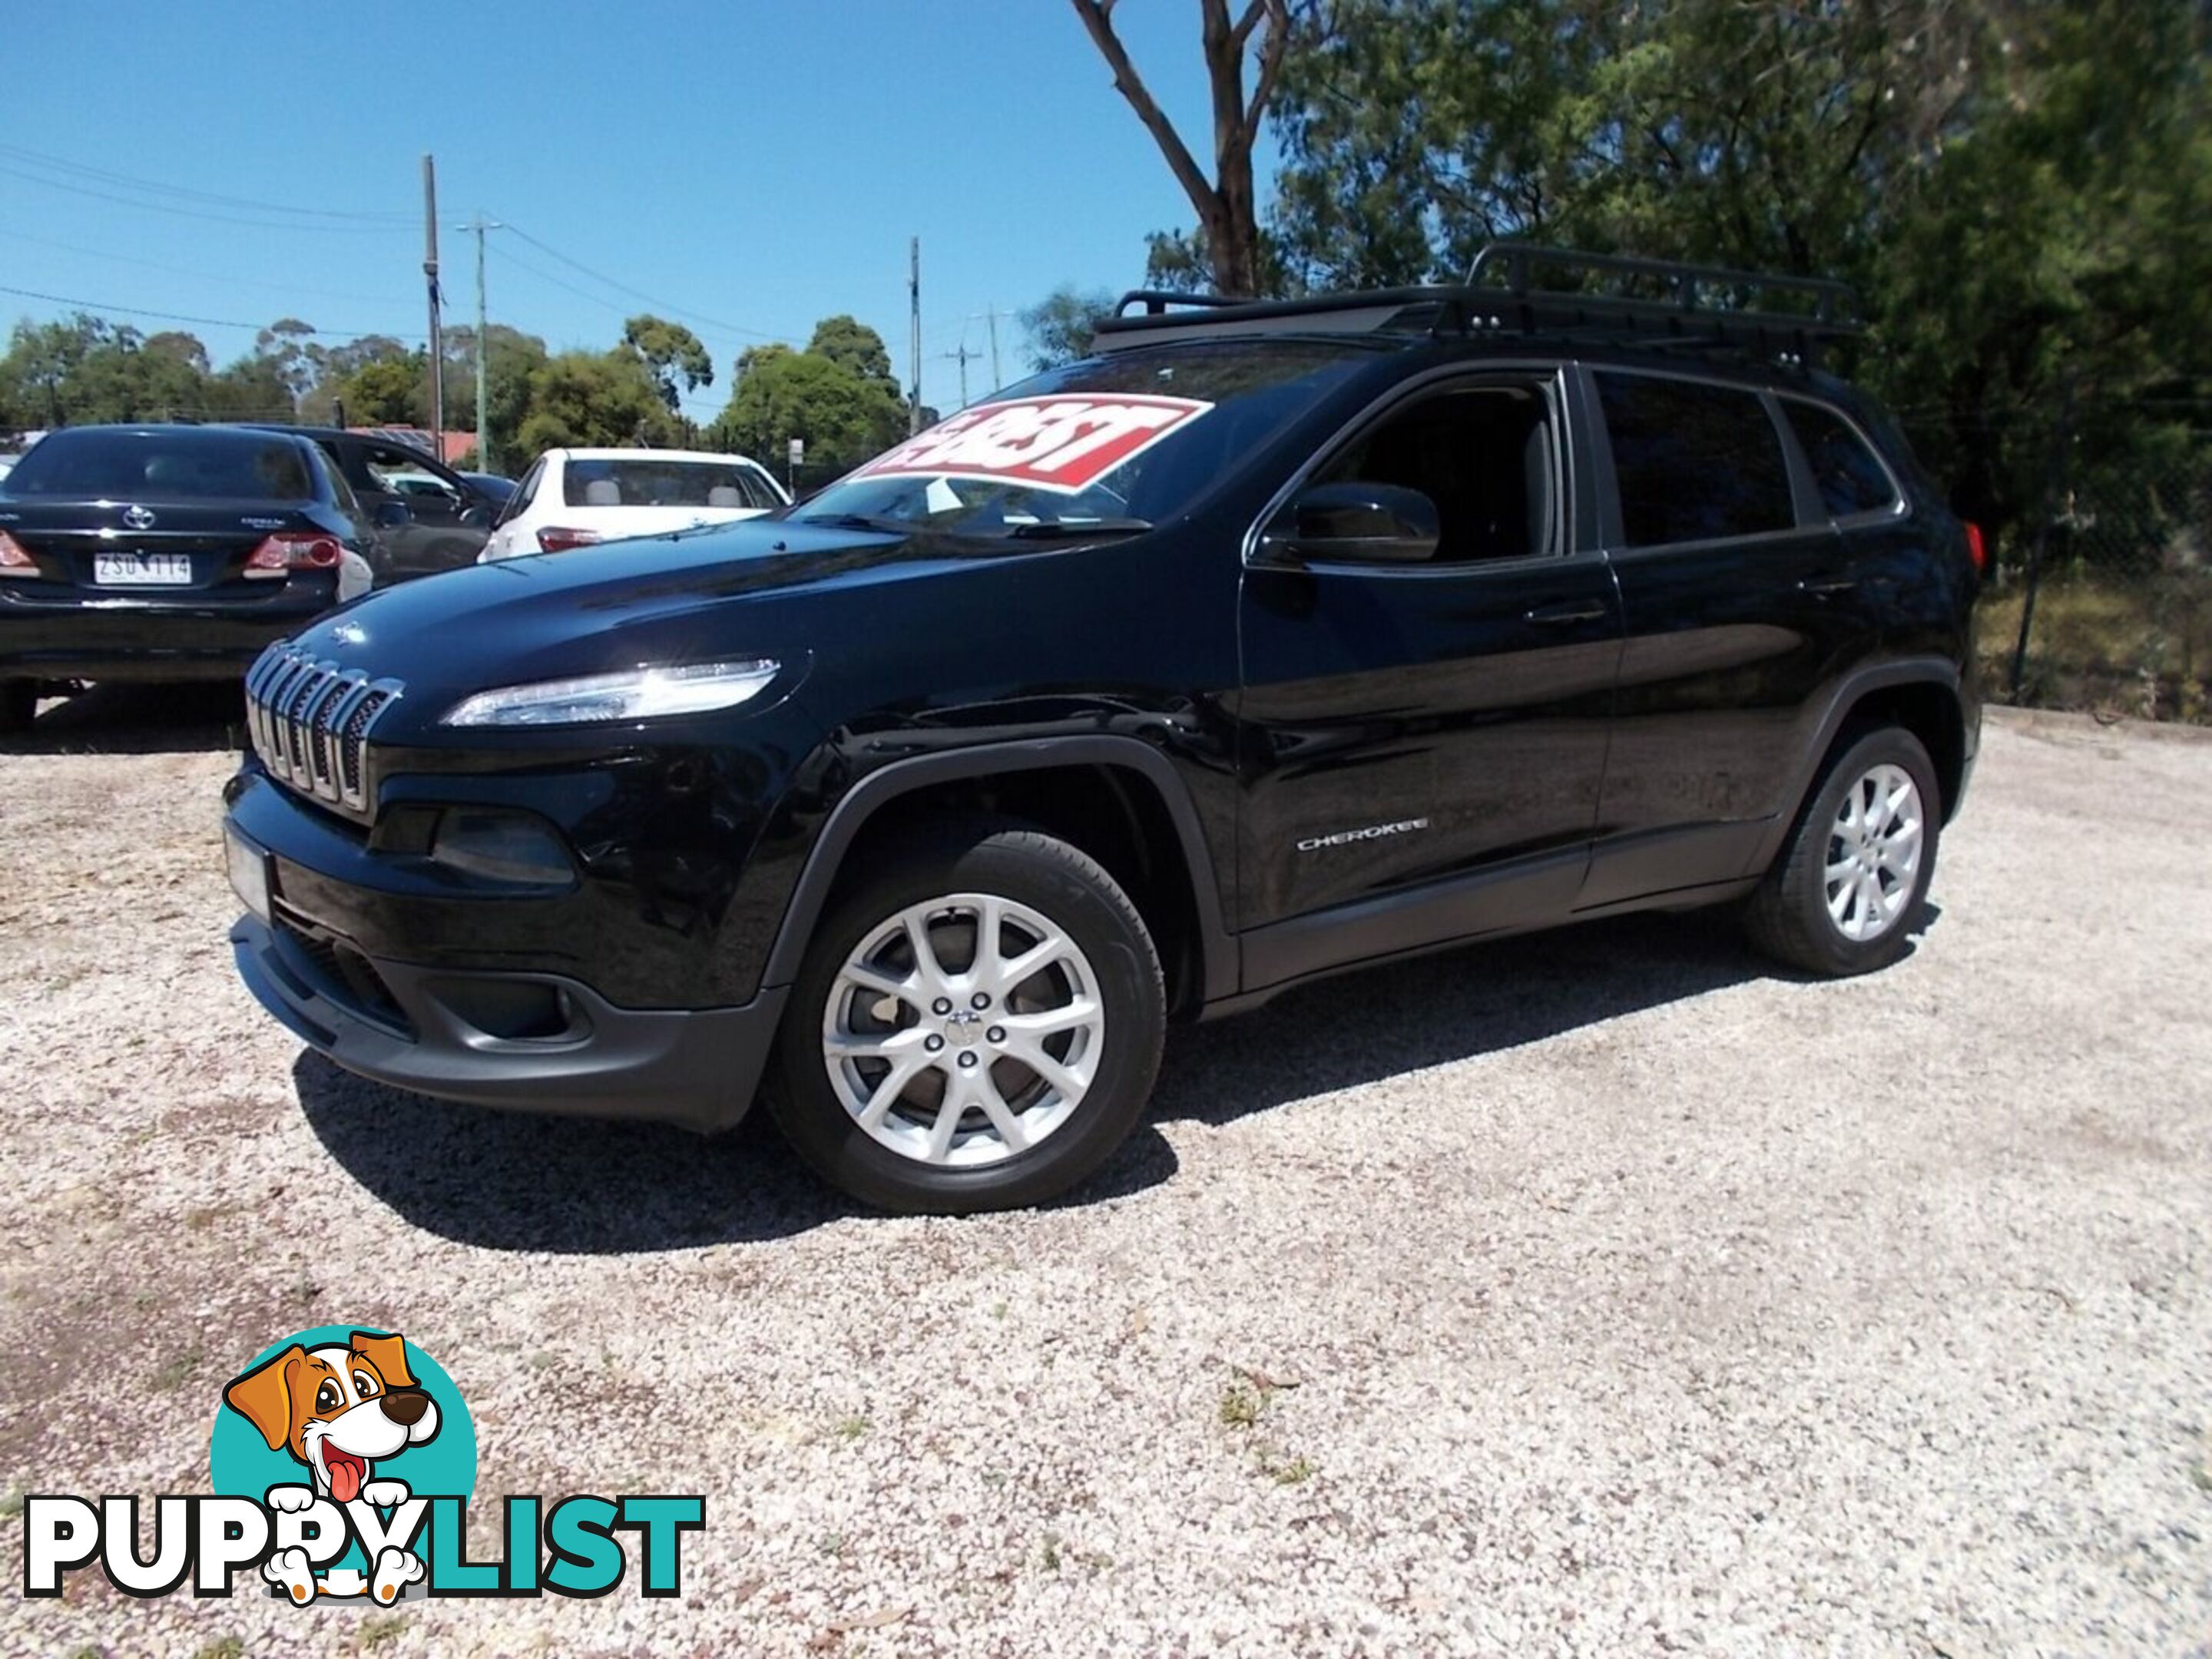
[224,1330,440,1603]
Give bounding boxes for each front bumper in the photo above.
[231,910,783,1132]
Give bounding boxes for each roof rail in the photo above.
[1111,290,1248,317]
[1462,241,1856,329]
[1091,242,1861,359]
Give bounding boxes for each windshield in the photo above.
[3,428,314,500]
[793,342,1369,536]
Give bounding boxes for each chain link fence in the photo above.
[1902,399,2212,724]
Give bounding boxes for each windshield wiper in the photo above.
[790,512,909,534]
[1002,518,1154,540]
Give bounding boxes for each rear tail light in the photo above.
[0,529,36,576]
[535,527,603,554]
[243,531,345,579]
[1964,522,1987,575]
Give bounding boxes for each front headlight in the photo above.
[441,659,780,727]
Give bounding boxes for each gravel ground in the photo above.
[2,689,2208,1658]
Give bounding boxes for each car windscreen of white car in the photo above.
[562,459,779,510]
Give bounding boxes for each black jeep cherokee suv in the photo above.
[223,247,1982,1214]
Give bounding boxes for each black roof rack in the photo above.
[1094,242,1861,360]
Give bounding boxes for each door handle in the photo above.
[1797,573,1859,596]
[1524,599,1609,625]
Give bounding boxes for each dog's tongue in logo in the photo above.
[325,1448,369,1504]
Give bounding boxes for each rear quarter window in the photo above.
[499,459,545,525]
[1781,399,1901,518]
[1596,372,1796,548]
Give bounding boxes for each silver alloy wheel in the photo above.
[1823,762,1925,942]
[820,891,1106,1167]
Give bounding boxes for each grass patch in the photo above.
[831,1414,869,1442]
[195,1641,244,1659]
[356,1612,409,1650]
[1,1486,23,1521]
[1257,1448,1317,1485]
[154,1348,201,1392]
[1218,1382,1267,1429]
[1979,572,2212,720]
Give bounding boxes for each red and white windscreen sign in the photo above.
[850,394,1214,494]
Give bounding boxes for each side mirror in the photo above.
[459,503,491,529]
[373,500,411,529]
[1260,481,1439,565]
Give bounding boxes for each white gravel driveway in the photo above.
[2,692,2207,1657]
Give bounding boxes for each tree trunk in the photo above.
[1072,0,1290,299]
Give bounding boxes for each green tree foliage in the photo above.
[435,325,551,471]
[806,315,896,386]
[516,349,680,455]
[707,327,907,476]
[296,335,412,426]
[621,314,714,411]
[143,331,210,373]
[342,355,425,426]
[2,309,914,487]
[0,314,220,427]
[1258,0,2211,539]
[252,317,320,409]
[1018,286,1118,369]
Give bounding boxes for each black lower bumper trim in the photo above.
[232,914,783,1133]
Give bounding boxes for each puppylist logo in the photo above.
[22,1326,703,1603]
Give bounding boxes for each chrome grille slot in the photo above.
[244,643,403,816]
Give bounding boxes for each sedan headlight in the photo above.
[442,659,780,727]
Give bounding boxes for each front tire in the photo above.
[769,819,1165,1214]
[1744,725,1941,977]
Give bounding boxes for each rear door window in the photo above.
[1780,399,1901,518]
[362,444,461,507]
[1596,372,1796,548]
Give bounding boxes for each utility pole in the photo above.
[908,236,922,434]
[942,342,981,409]
[465,214,502,470]
[422,154,442,457]
[972,304,1010,390]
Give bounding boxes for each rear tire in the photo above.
[768,818,1165,1214]
[0,680,35,733]
[1745,725,1940,977]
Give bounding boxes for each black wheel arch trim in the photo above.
[1747,654,1962,874]
[760,736,1237,1004]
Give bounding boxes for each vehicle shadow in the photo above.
[292,903,1928,1256]
[1,682,247,756]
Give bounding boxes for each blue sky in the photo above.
[2,0,1280,423]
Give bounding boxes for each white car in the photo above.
[478,448,789,562]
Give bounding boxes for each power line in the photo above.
[0,143,413,224]
[488,240,655,322]
[0,162,410,235]
[0,227,419,309]
[498,222,791,341]
[490,239,794,357]
[0,281,428,342]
